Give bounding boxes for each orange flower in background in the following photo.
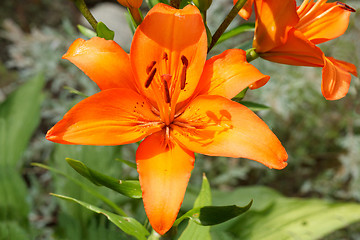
[253,0,357,100]
[234,0,254,20]
[116,0,142,8]
[46,3,287,235]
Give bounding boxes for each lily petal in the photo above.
[260,28,324,67]
[172,95,287,169]
[298,2,352,45]
[136,132,194,235]
[321,57,357,100]
[131,3,207,105]
[253,0,299,53]
[63,37,136,91]
[46,89,162,145]
[234,0,254,20]
[196,49,269,98]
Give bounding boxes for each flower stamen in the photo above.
[145,67,157,88]
[180,55,188,90]
[146,61,157,74]
[162,76,171,103]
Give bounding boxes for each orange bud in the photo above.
[116,0,142,9]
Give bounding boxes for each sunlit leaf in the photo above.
[52,194,149,240]
[77,24,97,39]
[229,197,360,239]
[96,22,115,40]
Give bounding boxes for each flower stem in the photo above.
[129,7,142,26]
[72,0,98,30]
[208,0,248,52]
[170,0,181,9]
[246,48,259,62]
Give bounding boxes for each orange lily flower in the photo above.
[253,0,357,100]
[46,3,287,235]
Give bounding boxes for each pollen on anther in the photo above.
[145,68,157,88]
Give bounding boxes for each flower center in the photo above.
[144,52,189,126]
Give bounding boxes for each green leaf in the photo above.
[233,87,248,101]
[0,73,44,166]
[0,74,44,231]
[146,0,169,9]
[229,197,360,240]
[33,162,126,216]
[66,158,142,199]
[77,24,97,39]
[63,86,89,98]
[125,12,136,35]
[52,194,149,240]
[232,100,270,111]
[176,202,252,227]
[178,174,212,240]
[115,158,137,169]
[217,23,255,45]
[0,221,29,240]
[96,22,115,40]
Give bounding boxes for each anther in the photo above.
[146,61,157,74]
[162,78,171,103]
[336,2,355,12]
[180,55,188,90]
[145,68,157,88]
[163,52,168,61]
[181,55,188,67]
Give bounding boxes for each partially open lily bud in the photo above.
[116,0,142,9]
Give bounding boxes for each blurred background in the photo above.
[0,0,359,239]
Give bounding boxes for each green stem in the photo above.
[72,0,98,30]
[129,7,142,26]
[208,0,248,52]
[245,48,259,62]
[170,0,181,8]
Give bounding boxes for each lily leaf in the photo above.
[77,24,97,39]
[233,87,248,101]
[178,174,212,240]
[52,194,149,240]
[96,22,115,40]
[176,202,252,227]
[232,100,270,111]
[115,158,137,169]
[33,162,126,216]
[229,197,360,240]
[217,23,255,45]
[66,158,142,199]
